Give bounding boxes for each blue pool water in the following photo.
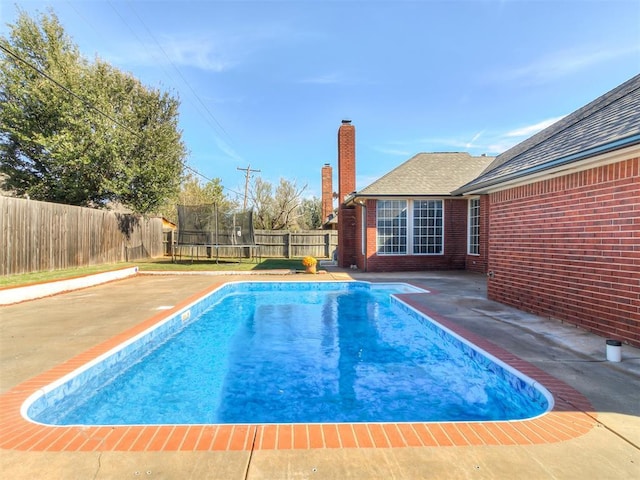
[26,282,551,425]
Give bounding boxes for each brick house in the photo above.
[332,74,640,346]
[456,74,640,347]
[336,133,493,271]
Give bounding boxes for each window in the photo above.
[376,200,407,254]
[468,197,480,255]
[376,199,443,255]
[413,200,443,254]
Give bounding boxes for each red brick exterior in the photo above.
[321,164,333,223]
[337,121,356,203]
[338,206,358,267]
[337,121,357,268]
[354,198,471,272]
[487,158,640,347]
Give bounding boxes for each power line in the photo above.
[0,42,138,137]
[120,0,237,148]
[0,39,243,200]
[109,1,246,198]
[237,164,261,210]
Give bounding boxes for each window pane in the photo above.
[468,198,480,255]
[413,200,443,254]
[376,200,407,254]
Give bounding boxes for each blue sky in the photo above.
[1,1,639,201]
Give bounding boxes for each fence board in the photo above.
[171,230,338,260]
[0,196,163,276]
[254,230,337,259]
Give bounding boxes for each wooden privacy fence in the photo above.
[172,230,338,260]
[0,196,164,276]
[254,229,337,259]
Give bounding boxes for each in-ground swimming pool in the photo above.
[25,281,552,425]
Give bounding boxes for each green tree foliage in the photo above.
[0,9,186,213]
[249,177,307,230]
[158,173,236,223]
[297,196,322,230]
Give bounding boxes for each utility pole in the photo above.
[237,164,261,211]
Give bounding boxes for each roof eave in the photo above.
[346,192,456,205]
[453,134,640,195]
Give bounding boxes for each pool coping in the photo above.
[0,280,596,452]
[0,267,139,305]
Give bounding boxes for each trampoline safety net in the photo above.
[177,204,255,246]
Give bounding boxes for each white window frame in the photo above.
[468,197,480,255]
[376,199,444,255]
[376,200,407,254]
[412,199,444,254]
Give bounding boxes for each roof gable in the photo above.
[356,152,494,197]
[458,74,640,193]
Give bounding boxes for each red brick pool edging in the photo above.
[0,280,596,452]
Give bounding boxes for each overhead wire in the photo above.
[113,0,247,198]
[1,23,246,199]
[123,0,234,144]
[0,42,135,136]
[0,41,221,188]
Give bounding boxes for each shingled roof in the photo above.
[455,74,640,194]
[353,152,494,198]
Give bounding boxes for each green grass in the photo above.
[0,257,309,288]
[135,257,302,272]
[0,263,132,288]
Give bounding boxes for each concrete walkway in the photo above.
[0,269,638,479]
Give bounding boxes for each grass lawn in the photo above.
[0,257,310,288]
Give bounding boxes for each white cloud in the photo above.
[111,35,241,72]
[299,71,365,86]
[160,37,237,72]
[112,19,299,73]
[497,46,639,85]
[466,131,484,149]
[504,116,565,138]
[379,116,567,158]
[372,146,413,156]
[300,72,345,85]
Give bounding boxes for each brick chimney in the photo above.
[321,163,333,223]
[337,120,357,268]
[338,120,356,204]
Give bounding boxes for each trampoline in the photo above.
[173,204,260,263]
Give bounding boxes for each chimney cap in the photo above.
[341,119,352,125]
[323,163,331,166]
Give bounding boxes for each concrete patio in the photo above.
[1,269,638,479]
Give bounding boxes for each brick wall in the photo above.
[321,164,333,223]
[338,206,357,267]
[337,121,355,203]
[487,157,640,347]
[337,121,356,267]
[360,198,469,272]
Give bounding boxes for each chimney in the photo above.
[337,120,357,268]
[338,120,355,204]
[321,164,333,223]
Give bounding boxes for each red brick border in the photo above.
[0,280,596,452]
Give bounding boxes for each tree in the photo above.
[249,177,306,230]
[297,196,322,230]
[158,173,236,223]
[0,9,186,213]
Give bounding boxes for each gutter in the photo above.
[345,193,453,206]
[453,134,640,195]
